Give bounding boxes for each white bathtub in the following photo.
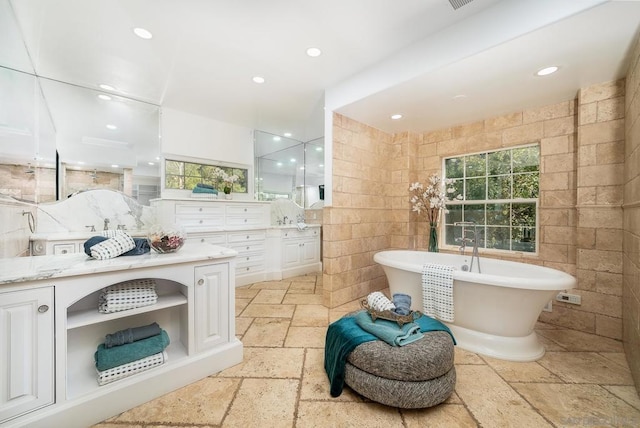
[373,250,576,361]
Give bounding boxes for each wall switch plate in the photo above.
[556,292,581,305]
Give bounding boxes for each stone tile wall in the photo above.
[322,114,395,307]
[623,30,640,390]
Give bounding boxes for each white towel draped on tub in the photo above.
[422,263,455,322]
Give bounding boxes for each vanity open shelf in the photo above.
[66,280,188,330]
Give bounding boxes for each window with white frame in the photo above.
[443,144,539,253]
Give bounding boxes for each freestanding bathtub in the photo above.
[373,250,576,361]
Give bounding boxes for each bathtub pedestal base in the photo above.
[445,324,545,362]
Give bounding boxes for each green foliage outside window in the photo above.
[443,144,539,253]
[165,159,248,193]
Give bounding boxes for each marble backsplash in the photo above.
[36,189,156,234]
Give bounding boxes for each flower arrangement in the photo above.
[223,174,239,194]
[409,174,460,225]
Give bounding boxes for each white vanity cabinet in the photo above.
[0,244,242,428]
[0,287,54,423]
[281,228,321,277]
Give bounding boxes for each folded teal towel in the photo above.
[324,310,456,397]
[192,186,217,194]
[196,183,215,190]
[355,311,424,347]
[95,329,170,371]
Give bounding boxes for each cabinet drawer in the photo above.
[53,243,77,255]
[227,231,266,243]
[175,216,225,231]
[175,204,224,216]
[236,253,265,266]
[226,205,265,216]
[227,242,265,254]
[226,216,264,227]
[282,228,319,239]
[191,234,226,245]
[236,261,265,275]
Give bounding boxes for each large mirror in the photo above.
[0,0,161,204]
[254,130,324,208]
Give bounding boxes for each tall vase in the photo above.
[428,222,439,252]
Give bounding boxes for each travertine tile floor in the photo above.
[96,273,640,427]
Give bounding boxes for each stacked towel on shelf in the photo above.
[191,183,218,198]
[105,322,162,348]
[95,327,170,386]
[422,263,455,322]
[98,279,158,313]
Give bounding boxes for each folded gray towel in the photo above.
[393,293,412,316]
[104,322,162,348]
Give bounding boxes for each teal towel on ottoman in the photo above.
[95,329,170,371]
[354,311,424,347]
[324,315,377,397]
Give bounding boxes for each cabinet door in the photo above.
[0,287,54,423]
[282,240,302,269]
[194,264,230,353]
[300,238,319,264]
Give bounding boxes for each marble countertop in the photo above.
[0,243,237,285]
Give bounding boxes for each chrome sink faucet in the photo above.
[103,218,110,230]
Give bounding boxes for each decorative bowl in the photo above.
[147,225,185,253]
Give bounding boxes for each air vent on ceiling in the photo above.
[81,136,131,149]
[448,0,474,10]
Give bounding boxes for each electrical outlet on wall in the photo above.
[556,292,581,305]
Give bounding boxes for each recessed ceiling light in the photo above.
[273,136,281,141]
[300,166,305,170]
[98,94,112,101]
[306,47,322,57]
[284,132,292,137]
[148,162,155,166]
[319,164,324,168]
[252,76,265,84]
[536,66,559,76]
[452,94,467,101]
[99,84,115,91]
[277,162,283,167]
[111,164,119,168]
[133,27,153,39]
[391,114,403,120]
[106,124,117,130]
[315,147,323,152]
[290,158,296,163]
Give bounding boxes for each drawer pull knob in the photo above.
[246,267,250,271]
[244,219,247,222]
[246,246,250,250]
[38,305,49,313]
[197,279,204,286]
[244,208,247,212]
[246,235,250,239]
[201,238,205,243]
[199,207,203,211]
[199,220,203,224]
[246,257,249,261]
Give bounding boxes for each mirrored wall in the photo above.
[254,130,324,208]
[0,0,161,204]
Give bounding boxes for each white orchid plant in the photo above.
[409,174,461,225]
[212,167,239,193]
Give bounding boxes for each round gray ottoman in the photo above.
[344,330,456,409]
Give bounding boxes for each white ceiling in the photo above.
[4,0,640,143]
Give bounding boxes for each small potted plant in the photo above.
[222,174,239,199]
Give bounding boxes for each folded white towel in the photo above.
[366,291,396,312]
[422,263,455,322]
[90,233,135,260]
